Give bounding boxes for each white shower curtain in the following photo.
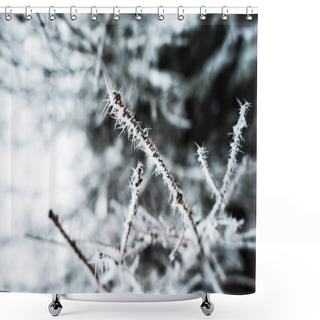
[0,10,257,295]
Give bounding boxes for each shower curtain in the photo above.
[0,10,257,295]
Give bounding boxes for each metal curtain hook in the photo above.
[221,6,228,21]
[25,6,32,20]
[70,6,77,21]
[200,6,207,20]
[49,6,56,21]
[113,6,120,21]
[246,6,253,21]
[177,6,184,21]
[158,6,164,21]
[5,6,12,21]
[90,6,97,21]
[135,6,142,20]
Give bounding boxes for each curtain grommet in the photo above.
[5,6,12,21]
[246,6,253,21]
[135,6,142,21]
[221,6,228,21]
[177,6,184,21]
[113,6,120,21]
[70,6,77,21]
[158,6,165,21]
[90,6,97,21]
[200,6,207,21]
[25,6,32,21]
[49,6,56,21]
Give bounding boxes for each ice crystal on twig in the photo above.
[221,100,250,201]
[196,144,220,199]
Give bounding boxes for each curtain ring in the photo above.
[177,6,184,21]
[200,6,207,20]
[113,6,120,21]
[90,6,97,21]
[5,6,12,21]
[221,6,228,21]
[70,6,77,21]
[49,6,56,21]
[25,6,32,21]
[158,6,164,21]
[246,6,253,21]
[135,6,142,21]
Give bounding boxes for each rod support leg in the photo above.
[200,293,214,316]
[48,294,63,317]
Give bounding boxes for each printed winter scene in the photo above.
[0,13,257,294]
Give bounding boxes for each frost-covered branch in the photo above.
[103,88,203,256]
[220,99,251,202]
[202,258,223,293]
[120,162,144,264]
[169,226,186,262]
[123,234,157,262]
[224,155,249,204]
[96,229,188,266]
[197,144,220,199]
[207,99,251,221]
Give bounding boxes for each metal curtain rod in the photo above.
[0,6,258,15]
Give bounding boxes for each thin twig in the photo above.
[120,162,144,264]
[77,240,120,250]
[123,236,157,262]
[96,230,188,265]
[25,233,66,246]
[25,232,119,250]
[48,209,110,292]
[207,100,251,221]
[220,99,251,202]
[169,226,186,262]
[224,155,249,204]
[196,144,220,199]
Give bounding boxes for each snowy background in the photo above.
[0,13,257,294]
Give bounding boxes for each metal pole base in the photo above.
[200,293,214,316]
[48,294,63,317]
[47,292,213,316]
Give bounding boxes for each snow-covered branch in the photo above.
[119,162,144,264]
[207,99,251,222]
[197,144,220,199]
[103,87,203,257]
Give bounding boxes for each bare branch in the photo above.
[25,232,119,250]
[48,209,110,292]
[169,226,186,262]
[25,233,66,246]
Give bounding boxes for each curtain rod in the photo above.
[0,6,258,15]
